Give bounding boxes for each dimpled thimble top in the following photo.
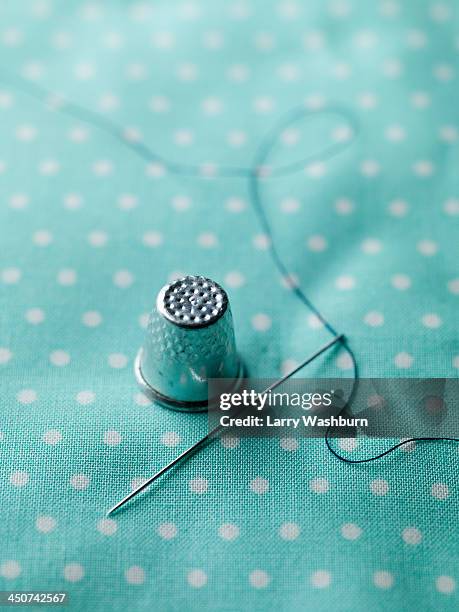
[157,275,228,328]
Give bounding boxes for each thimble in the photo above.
[134,275,245,411]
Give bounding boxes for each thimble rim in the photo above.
[134,347,245,412]
[156,275,229,329]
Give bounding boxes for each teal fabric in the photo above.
[1,1,458,610]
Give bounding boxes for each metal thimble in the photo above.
[134,275,244,411]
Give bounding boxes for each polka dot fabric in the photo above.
[0,1,458,611]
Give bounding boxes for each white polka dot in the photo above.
[142,231,163,247]
[57,269,77,285]
[224,271,245,288]
[187,569,207,588]
[280,437,299,451]
[137,313,149,329]
[218,523,239,540]
[311,570,331,588]
[169,196,191,214]
[97,518,117,536]
[332,124,354,142]
[177,62,198,81]
[0,348,12,364]
[88,231,108,247]
[68,126,89,142]
[436,575,456,594]
[253,96,274,113]
[202,97,223,115]
[225,197,246,213]
[310,478,329,494]
[453,356,459,369]
[402,527,422,545]
[82,311,102,327]
[43,430,62,445]
[421,313,442,328]
[333,62,352,80]
[281,128,300,145]
[305,314,323,330]
[113,270,134,288]
[360,160,380,177]
[36,515,57,533]
[388,199,409,218]
[279,522,300,540]
[92,160,113,176]
[431,483,449,500]
[439,125,458,143]
[249,569,269,588]
[447,278,459,295]
[364,311,384,327]
[157,522,177,540]
[64,193,83,210]
[220,434,240,449]
[399,438,417,452]
[0,561,21,579]
[305,162,327,178]
[373,570,394,589]
[336,353,353,370]
[9,193,29,209]
[63,563,84,582]
[33,230,53,246]
[307,235,328,252]
[203,30,225,50]
[361,238,382,254]
[335,275,355,290]
[411,91,431,109]
[76,390,95,405]
[434,63,454,82]
[444,199,459,216]
[17,389,37,404]
[118,194,137,210]
[394,352,413,368]
[251,314,272,331]
[10,471,29,486]
[25,308,45,324]
[134,392,152,406]
[280,198,300,213]
[161,431,181,447]
[70,474,90,490]
[413,160,435,177]
[131,477,147,491]
[370,479,389,495]
[227,130,247,147]
[430,2,451,22]
[357,92,378,109]
[103,430,122,446]
[338,437,358,452]
[385,124,405,142]
[341,523,362,540]
[75,62,96,80]
[391,274,411,290]
[38,160,59,175]
[250,477,269,494]
[108,353,128,369]
[197,232,218,248]
[0,91,13,108]
[252,234,271,250]
[49,350,70,366]
[2,267,21,284]
[189,478,208,494]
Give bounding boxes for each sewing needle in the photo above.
[106,333,344,516]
